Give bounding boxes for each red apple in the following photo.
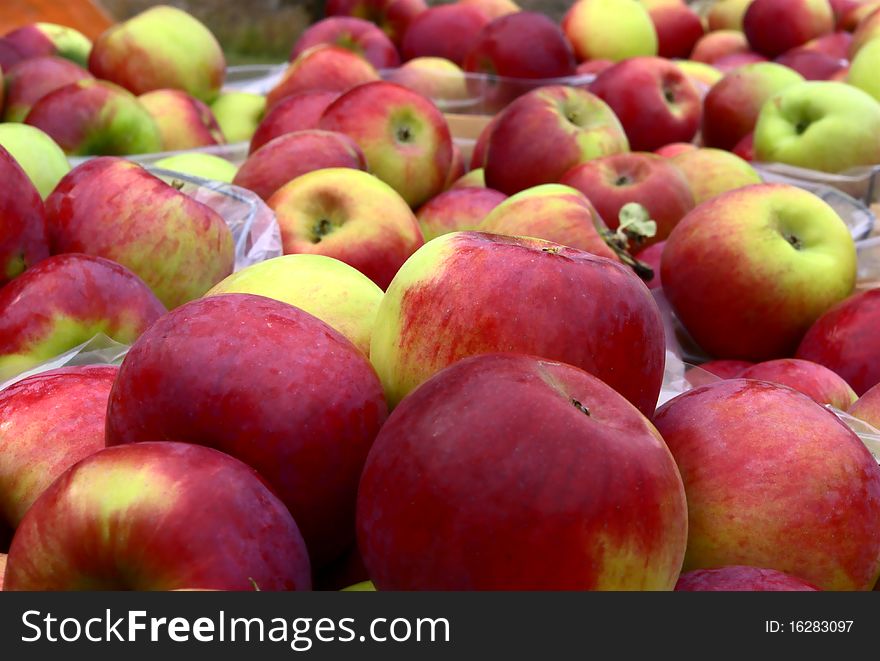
[654,379,880,591]
[676,566,820,591]
[744,0,835,58]
[635,240,665,289]
[383,56,470,103]
[0,553,5,590]
[695,359,754,378]
[733,132,755,159]
[655,142,696,157]
[3,23,90,68]
[291,17,400,69]
[690,30,751,64]
[444,143,466,188]
[469,112,499,170]
[458,0,520,19]
[249,90,340,154]
[848,382,880,428]
[590,56,702,152]
[416,186,507,240]
[712,51,770,71]
[324,0,428,46]
[4,442,312,591]
[801,30,852,58]
[0,145,49,286]
[357,353,688,590]
[740,358,858,408]
[401,4,490,65]
[775,48,848,79]
[138,89,225,151]
[2,56,93,122]
[641,0,706,59]
[841,0,880,32]
[576,59,614,76]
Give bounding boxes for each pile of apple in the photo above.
[4,0,880,593]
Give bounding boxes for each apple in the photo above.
[801,30,852,58]
[707,0,756,30]
[640,0,705,59]
[0,553,5,590]
[138,89,224,151]
[483,85,629,195]
[840,0,880,30]
[0,254,165,381]
[319,81,453,208]
[233,129,366,201]
[744,0,834,57]
[450,167,486,188]
[733,131,755,159]
[370,231,666,415]
[444,144,466,188]
[341,581,376,591]
[0,144,49,285]
[694,359,754,378]
[291,16,400,69]
[401,4,490,65]
[249,90,340,154]
[2,56,93,122]
[661,183,856,360]
[635,241,664,289]
[796,288,880,395]
[849,382,880,427]
[210,92,267,144]
[24,79,161,156]
[576,59,615,76]
[655,142,696,158]
[0,124,70,199]
[739,358,858,408]
[205,254,384,357]
[675,60,724,89]
[267,45,380,110]
[753,80,880,172]
[458,0,520,18]
[560,152,695,245]
[268,167,424,289]
[153,153,238,183]
[775,48,848,79]
[88,6,225,103]
[3,22,92,68]
[416,187,506,240]
[654,378,880,591]
[45,158,234,309]
[671,148,762,204]
[105,293,388,568]
[850,4,880,55]
[4,442,312,591]
[383,57,469,103]
[324,0,428,46]
[712,50,769,71]
[676,566,820,591]
[357,353,687,590]
[848,37,880,102]
[590,56,702,152]
[563,0,658,62]
[701,62,804,151]
[690,30,751,64]
[469,113,499,170]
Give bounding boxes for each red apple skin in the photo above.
[560,152,695,245]
[676,566,820,591]
[690,30,751,64]
[796,289,880,396]
[712,51,770,72]
[848,382,880,428]
[291,17,400,69]
[370,232,666,416]
[138,89,225,151]
[645,1,706,59]
[775,48,848,79]
[444,143,466,189]
[416,187,507,240]
[590,57,702,152]
[733,132,755,160]
[4,442,312,591]
[249,90,340,154]
[0,366,117,537]
[401,4,490,66]
[0,145,49,286]
[744,0,835,58]
[802,30,852,58]
[0,39,25,73]
[469,113,499,170]
[655,142,697,158]
[576,59,614,76]
[696,359,754,379]
[266,45,380,110]
[635,240,665,289]
[654,379,880,591]
[233,130,367,201]
[105,294,388,568]
[740,358,858,409]
[324,0,428,46]
[2,56,93,122]
[357,353,688,590]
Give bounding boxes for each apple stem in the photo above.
[570,398,591,416]
[599,203,658,282]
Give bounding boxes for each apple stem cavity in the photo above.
[784,232,803,250]
[312,218,333,243]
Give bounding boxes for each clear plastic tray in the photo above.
[755,162,880,206]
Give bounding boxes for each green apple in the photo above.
[341,581,376,591]
[562,0,658,62]
[754,81,880,173]
[847,38,880,103]
[0,123,70,199]
[153,153,238,183]
[211,92,267,144]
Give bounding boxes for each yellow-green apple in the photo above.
[744,0,834,57]
[4,442,312,591]
[849,382,880,426]
[848,37,880,101]
[88,5,225,103]
[268,167,424,289]
[138,89,224,151]
[739,358,858,407]
[563,0,658,62]
[233,129,366,201]
[796,288,880,394]
[291,16,400,69]
[105,293,388,568]
[639,0,705,59]
[450,167,486,188]
[416,187,506,240]
[341,580,376,591]
[325,0,428,46]
[661,183,856,360]
[753,80,880,172]
[458,0,520,19]
[383,57,469,103]
[690,29,751,63]
[775,47,848,79]
[676,567,820,591]
[2,56,93,122]
[0,124,70,199]
[635,240,664,289]
[0,254,165,380]
[654,142,697,157]
[400,4,490,65]
[701,62,804,150]
[3,23,91,68]
[0,144,48,285]
[267,45,380,110]
[369,231,666,414]
[205,254,384,356]
[590,56,702,152]
[477,184,620,260]
[482,85,629,195]
[671,147,761,204]
[319,81,453,208]
[153,153,238,183]
[210,92,267,144]
[654,378,880,591]
[849,3,880,54]
[45,158,234,309]
[249,90,339,153]
[560,152,695,245]
[707,0,756,30]
[0,366,116,547]
[675,60,724,89]
[357,353,687,590]
[24,79,161,156]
